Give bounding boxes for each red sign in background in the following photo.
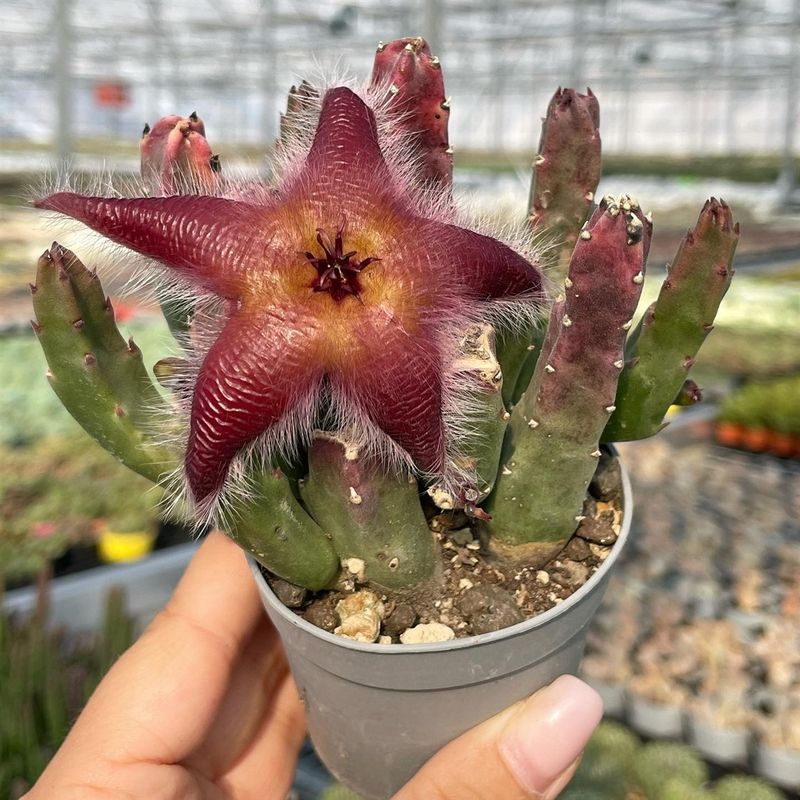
[93,80,130,109]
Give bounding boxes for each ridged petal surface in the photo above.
[36,194,270,296]
[186,305,323,502]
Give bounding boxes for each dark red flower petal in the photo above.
[429,221,544,300]
[304,87,393,189]
[34,193,268,296]
[335,318,446,475]
[186,307,323,502]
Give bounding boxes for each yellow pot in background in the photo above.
[97,528,157,563]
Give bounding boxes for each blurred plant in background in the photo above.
[717,376,800,457]
[0,588,135,799]
[0,434,162,589]
[0,429,167,798]
[582,436,800,792]
[0,318,171,447]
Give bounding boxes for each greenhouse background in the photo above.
[1,1,799,798]
[3,0,800,171]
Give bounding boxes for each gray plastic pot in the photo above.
[625,694,685,739]
[687,712,750,765]
[754,742,800,791]
[249,455,633,800]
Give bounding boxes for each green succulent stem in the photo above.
[603,198,738,441]
[429,325,508,511]
[506,323,549,407]
[301,433,438,591]
[528,87,602,285]
[31,244,177,483]
[158,293,192,341]
[226,468,340,591]
[494,323,542,407]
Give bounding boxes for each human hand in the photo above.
[26,531,307,799]
[27,532,602,800]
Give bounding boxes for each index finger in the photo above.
[161,530,265,652]
[60,532,268,764]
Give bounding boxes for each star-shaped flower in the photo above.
[37,87,544,508]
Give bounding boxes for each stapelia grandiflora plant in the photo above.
[31,36,739,608]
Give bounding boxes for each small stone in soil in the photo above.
[334,590,385,643]
[561,536,593,561]
[303,598,338,632]
[589,454,622,502]
[270,579,308,608]
[382,602,417,637]
[457,584,523,634]
[589,543,612,560]
[552,560,590,587]
[577,515,618,546]
[400,622,456,644]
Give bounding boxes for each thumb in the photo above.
[393,675,603,800]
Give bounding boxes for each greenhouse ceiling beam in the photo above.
[54,0,73,167]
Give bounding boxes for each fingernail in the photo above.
[499,675,603,794]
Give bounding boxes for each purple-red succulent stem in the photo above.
[486,196,646,555]
[528,87,601,282]
[370,37,452,192]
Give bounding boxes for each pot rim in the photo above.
[248,446,633,655]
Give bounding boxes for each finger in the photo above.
[393,675,602,800]
[63,532,265,762]
[183,615,305,783]
[218,665,308,798]
[540,758,581,800]
[157,529,265,648]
